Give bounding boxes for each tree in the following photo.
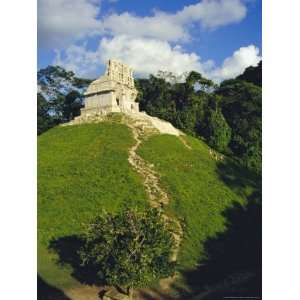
[37,93,55,135]
[217,79,262,173]
[136,71,262,174]
[79,208,176,299]
[237,61,262,87]
[49,91,83,123]
[49,95,65,122]
[185,71,216,93]
[135,71,215,137]
[136,75,174,121]
[63,91,83,121]
[205,107,232,153]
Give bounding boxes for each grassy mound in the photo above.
[38,123,148,290]
[38,120,258,296]
[138,135,257,269]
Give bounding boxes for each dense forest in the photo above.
[136,61,261,174]
[38,61,262,174]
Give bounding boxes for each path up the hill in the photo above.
[125,116,183,263]
[68,112,185,261]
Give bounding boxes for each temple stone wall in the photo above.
[106,60,134,88]
[85,93,114,109]
[79,59,139,118]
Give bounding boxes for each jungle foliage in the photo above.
[136,63,262,173]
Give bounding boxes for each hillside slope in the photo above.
[38,115,258,299]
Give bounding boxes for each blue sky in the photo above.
[38,0,261,81]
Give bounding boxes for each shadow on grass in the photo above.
[37,275,71,300]
[173,193,262,299]
[216,157,261,198]
[170,159,262,299]
[137,283,189,300]
[47,201,261,300]
[138,289,175,300]
[48,235,103,286]
[131,194,261,300]
[47,158,262,300]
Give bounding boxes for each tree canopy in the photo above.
[37,93,57,135]
[237,61,262,87]
[135,66,261,174]
[37,91,84,134]
[78,208,176,298]
[217,79,262,173]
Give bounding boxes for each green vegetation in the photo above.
[38,63,262,174]
[37,93,58,135]
[38,121,259,293]
[138,134,258,268]
[38,123,149,290]
[37,65,94,135]
[79,208,175,299]
[52,91,83,123]
[37,61,262,298]
[217,79,262,173]
[136,63,262,174]
[37,91,84,135]
[237,61,262,87]
[204,107,232,153]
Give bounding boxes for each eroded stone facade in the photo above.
[70,60,182,137]
[79,59,139,117]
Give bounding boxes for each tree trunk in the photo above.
[127,287,133,300]
[116,285,127,295]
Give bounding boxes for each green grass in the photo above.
[138,134,258,269]
[38,121,258,294]
[38,123,148,290]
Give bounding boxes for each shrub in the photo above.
[79,208,176,299]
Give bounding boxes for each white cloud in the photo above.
[54,36,260,83]
[102,0,248,42]
[98,35,208,77]
[38,0,248,49]
[53,43,102,78]
[103,12,189,42]
[209,45,261,82]
[53,36,207,78]
[38,0,103,49]
[176,0,247,29]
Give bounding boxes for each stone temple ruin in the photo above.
[80,59,139,117]
[71,59,181,136]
